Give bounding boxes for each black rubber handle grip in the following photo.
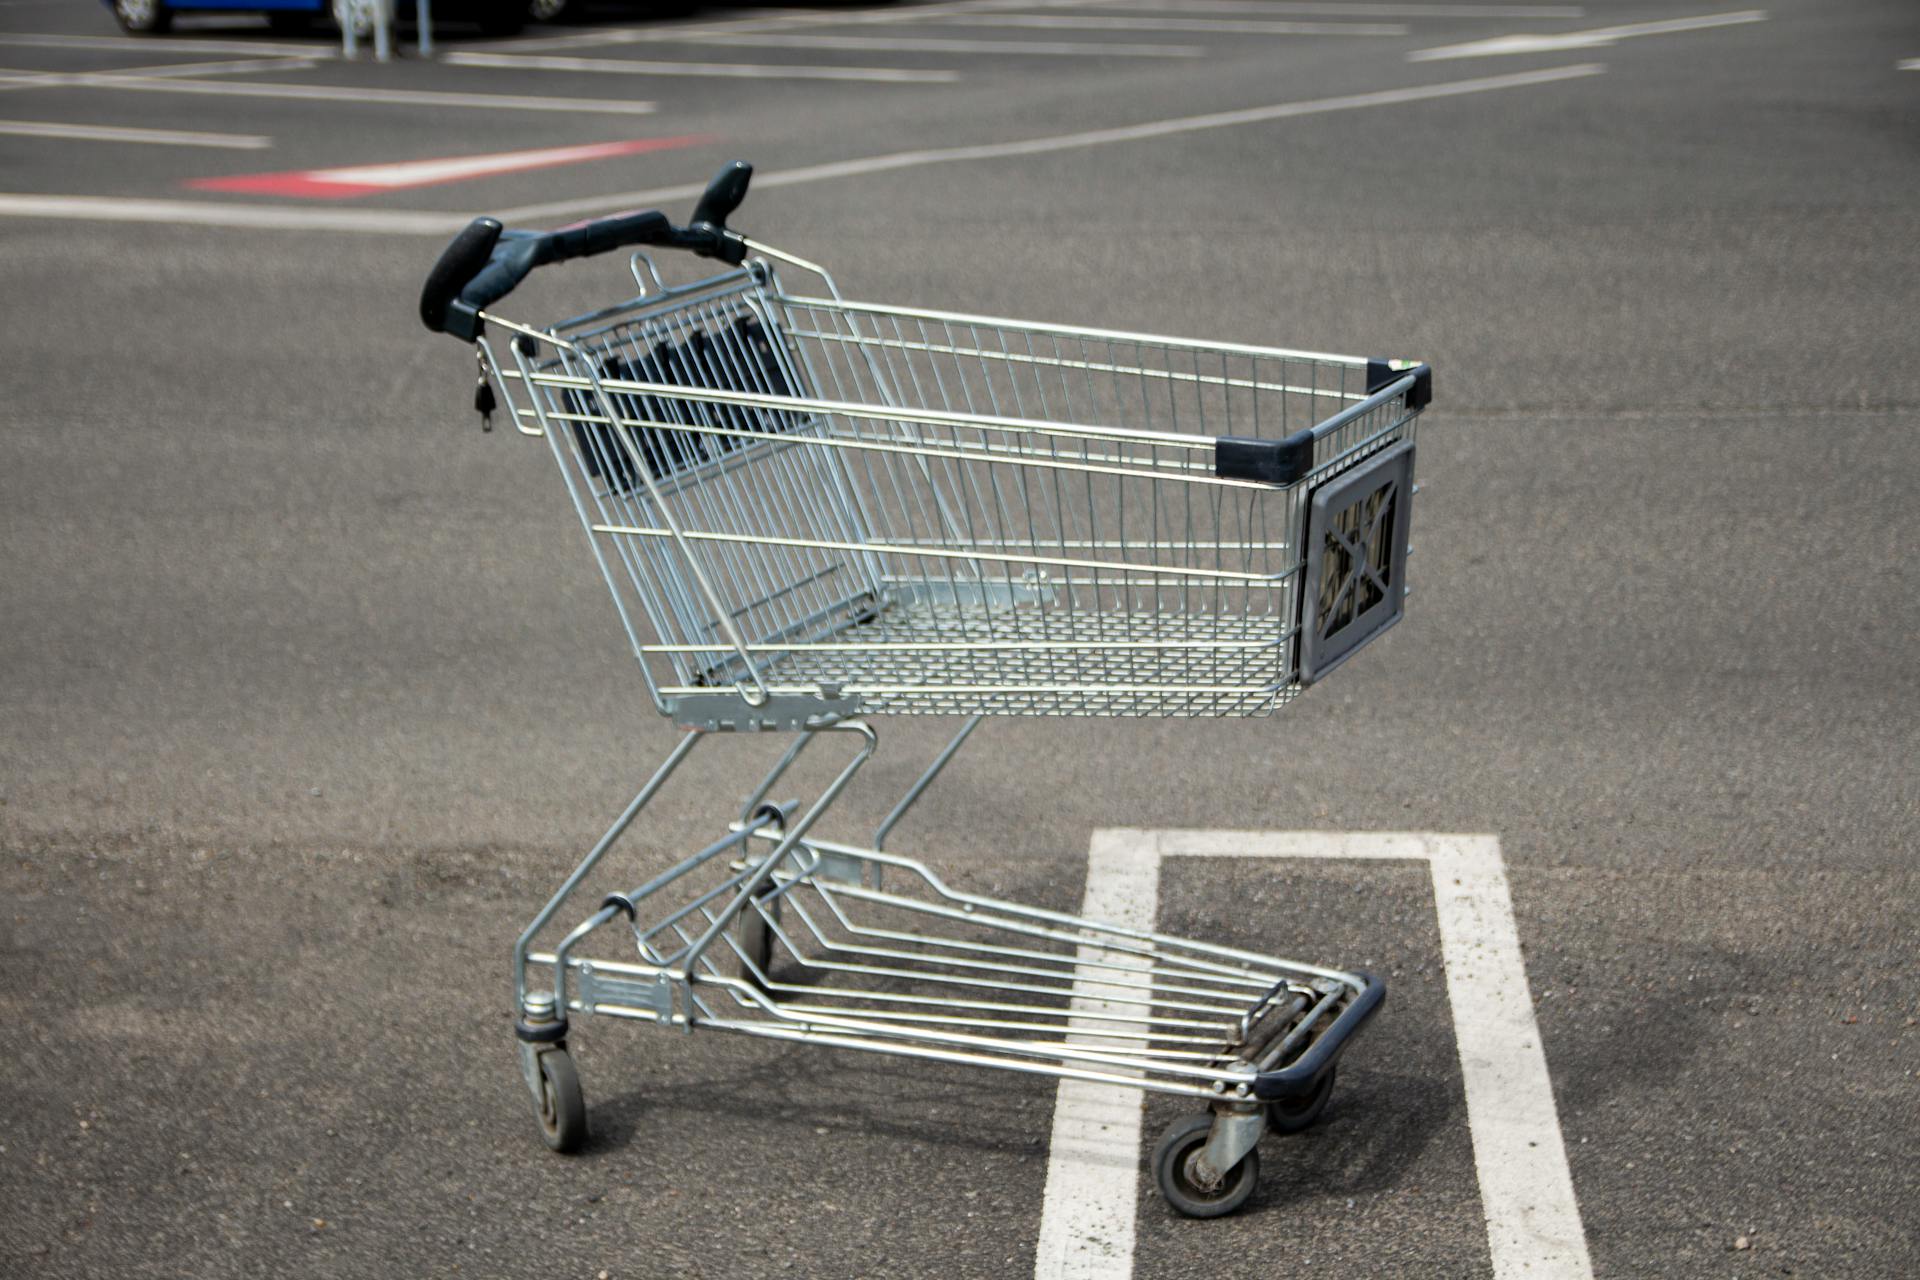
[690,160,752,231]
[547,208,676,263]
[420,210,673,342]
[419,216,503,335]
[419,161,758,344]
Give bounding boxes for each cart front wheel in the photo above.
[535,1049,587,1154]
[1267,1066,1335,1135]
[1153,1114,1260,1218]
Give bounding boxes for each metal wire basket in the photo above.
[481,205,1426,724]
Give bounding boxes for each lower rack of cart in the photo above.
[511,723,1383,1218]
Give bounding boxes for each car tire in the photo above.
[112,0,173,33]
[477,0,527,35]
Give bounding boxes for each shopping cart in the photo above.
[419,162,1430,1218]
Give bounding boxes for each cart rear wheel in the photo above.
[735,899,775,989]
[1267,1066,1335,1135]
[535,1049,587,1154]
[1153,1114,1260,1218]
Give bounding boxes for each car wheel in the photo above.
[477,0,527,35]
[112,0,172,33]
[528,0,584,23]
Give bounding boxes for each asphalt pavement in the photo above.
[2,0,1916,1277]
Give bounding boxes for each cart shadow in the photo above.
[1239,1068,1459,1210]
[580,1043,1050,1161]
[578,1050,1456,1207]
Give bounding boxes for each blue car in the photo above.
[103,0,527,37]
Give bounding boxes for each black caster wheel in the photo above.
[735,900,776,988]
[1153,1114,1260,1218]
[1267,1066,1335,1135]
[535,1048,587,1154]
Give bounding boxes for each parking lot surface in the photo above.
[2,1,1917,1276]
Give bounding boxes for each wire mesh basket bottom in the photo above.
[680,606,1297,718]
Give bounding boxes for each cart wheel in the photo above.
[534,1049,587,1154]
[736,901,775,988]
[1267,1066,1336,1135]
[1153,1114,1260,1219]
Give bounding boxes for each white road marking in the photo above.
[934,13,1411,36]
[0,63,1603,233]
[0,33,334,58]
[91,56,322,78]
[1898,57,1920,71]
[1033,830,1158,1280]
[0,118,270,149]
[496,62,1604,223]
[284,139,695,189]
[0,71,658,115]
[645,32,1205,59]
[441,50,959,84]
[1104,0,1583,13]
[1409,7,1765,60]
[0,58,318,93]
[187,134,709,198]
[1035,829,1594,1280]
[497,0,1119,52]
[0,194,462,234]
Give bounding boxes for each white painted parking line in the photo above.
[0,119,270,149]
[497,62,1604,223]
[94,56,322,78]
[497,0,1120,52]
[0,71,658,115]
[1033,830,1158,1280]
[935,14,1411,36]
[0,32,334,58]
[1100,1,1584,15]
[1159,831,1593,1278]
[647,33,1204,59]
[0,57,316,92]
[0,194,462,234]
[1898,57,1920,70]
[0,64,1603,233]
[441,50,960,84]
[1033,829,1594,1280]
[1409,8,1766,60]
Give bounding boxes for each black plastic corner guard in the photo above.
[1252,971,1386,1101]
[1367,358,1434,409]
[1215,430,1317,486]
[1214,361,1432,486]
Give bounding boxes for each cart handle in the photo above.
[419,161,755,343]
